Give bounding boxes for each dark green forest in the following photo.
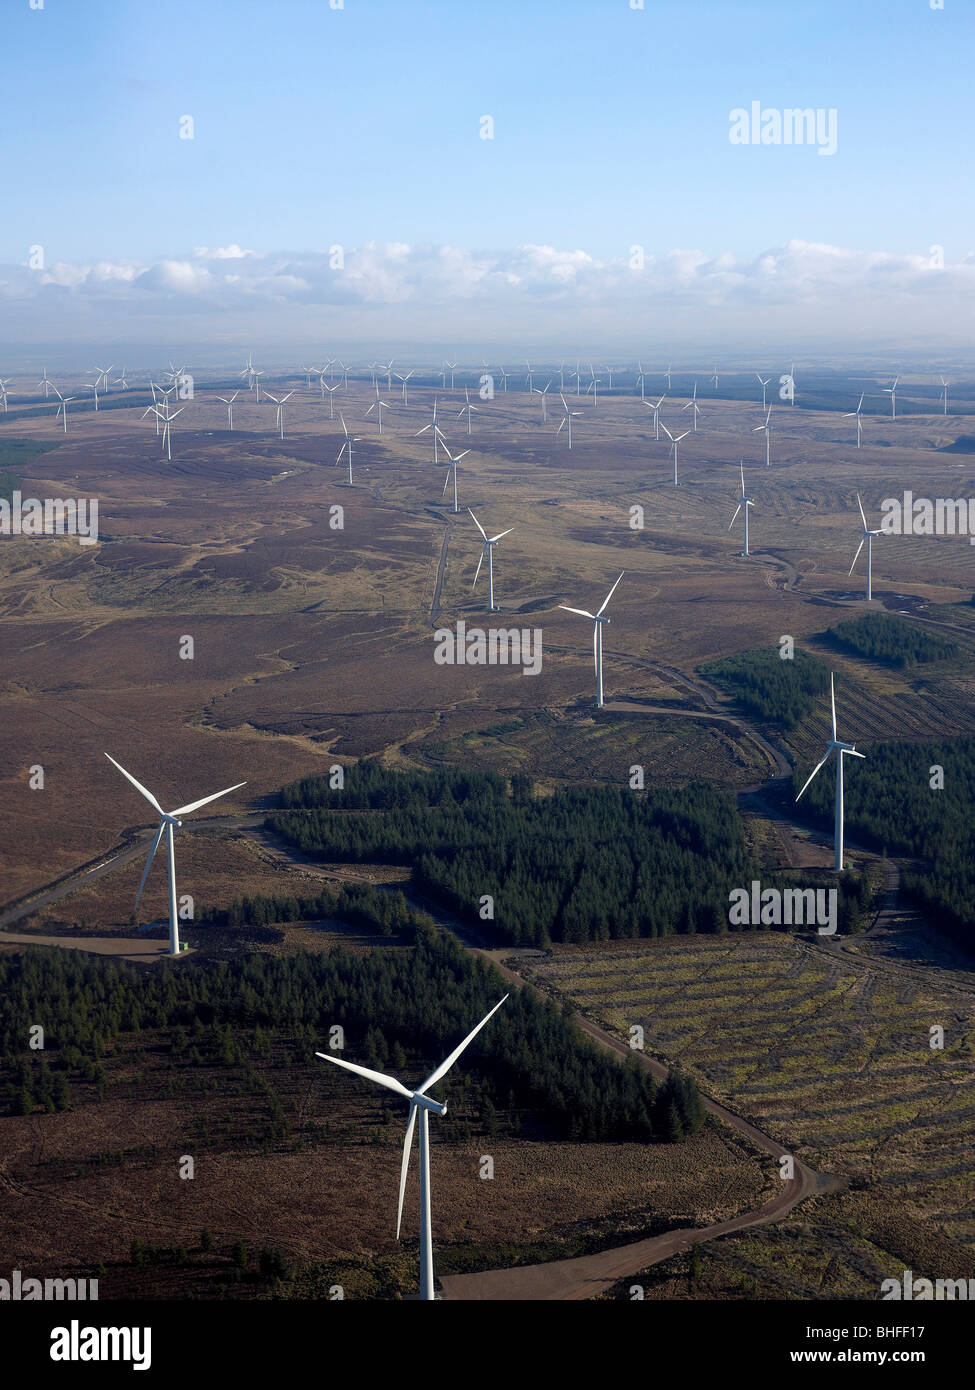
[0,934,705,1143]
[824,613,958,668]
[793,734,975,949]
[267,763,872,944]
[700,647,830,730]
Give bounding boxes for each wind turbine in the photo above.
[251,369,265,402]
[586,365,599,409]
[441,442,469,513]
[756,373,771,410]
[681,382,701,432]
[239,354,256,389]
[559,572,624,709]
[316,995,507,1302]
[524,360,534,393]
[532,380,552,423]
[302,364,319,388]
[556,393,582,449]
[151,403,183,460]
[322,383,340,419]
[729,461,755,557]
[753,406,772,468]
[664,364,673,389]
[85,378,101,412]
[395,370,415,405]
[90,364,114,392]
[337,415,364,484]
[469,509,513,612]
[636,362,647,401]
[264,390,294,440]
[883,376,899,419]
[844,394,865,448]
[38,367,53,399]
[712,365,719,389]
[217,391,239,430]
[415,399,447,463]
[54,388,77,433]
[498,366,509,393]
[445,361,458,390]
[114,366,129,391]
[849,493,882,602]
[104,754,246,957]
[644,394,665,441]
[456,387,479,436]
[0,379,9,413]
[366,393,392,436]
[795,675,865,872]
[660,423,690,484]
[940,377,950,416]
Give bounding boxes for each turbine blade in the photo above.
[856,493,868,529]
[467,508,488,540]
[417,995,508,1094]
[559,605,597,619]
[729,503,741,530]
[104,754,165,816]
[473,547,485,588]
[315,1051,414,1100]
[134,822,165,912]
[796,749,832,802]
[849,538,865,575]
[170,781,247,818]
[596,571,624,616]
[396,1102,418,1240]
[489,528,513,542]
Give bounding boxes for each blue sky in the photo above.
[2,0,973,354]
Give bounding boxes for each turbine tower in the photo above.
[849,493,882,601]
[795,675,865,872]
[415,399,446,463]
[681,381,701,432]
[316,995,507,1302]
[456,387,480,436]
[366,394,391,436]
[337,414,364,484]
[559,572,624,708]
[104,754,246,956]
[940,377,949,416]
[217,391,239,430]
[264,390,295,439]
[884,376,899,420]
[756,373,771,411]
[556,393,582,449]
[729,461,755,556]
[469,509,513,611]
[644,393,665,440]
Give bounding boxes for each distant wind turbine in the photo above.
[456,388,479,436]
[415,399,446,463]
[264,390,295,440]
[729,461,755,557]
[884,377,899,420]
[316,995,508,1301]
[756,373,771,411]
[940,377,950,416]
[753,406,772,468]
[337,414,364,484]
[441,442,470,513]
[660,422,690,485]
[844,394,865,448]
[217,391,239,430]
[559,572,624,709]
[644,394,665,441]
[849,493,883,602]
[366,394,391,436]
[394,370,415,405]
[54,388,77,433]
[795,675,865,872]
[469,509,513,612]
[104,754,246,957]
[556,393,582,449]
[681,382,701,432]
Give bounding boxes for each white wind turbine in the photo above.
[104,754,246,957]
[556,392,582,449]
[644,393,665,441]
[395,370,415,405]
[90,364,114,392]
[940,377,950,416]
[366,394,391,436]
[265,390,294,440]
[316,995,508,1302]
[415,399,447,463]
[53,388,77,433]
[441,442,470,513]
[151,403,183,460]
[844,394,865,448]
[302,364,319,388]
[884,376,899,419]
[559,572,624,709]
[38,367,53,399]
[114,366,129,391]
[251,369,265,402]
[0,378,9,413]
[524,360,534,393]
[795,674,865,872]
[753,405,772,468]
[712,364,719,389]
[756,372,771,411]
[660,422,690,485]
[322,383,340,419]
[729,461,755,557]
[456,387,479,436]
[445,361,458,390]
[681,381,701,432]
[85,378,101,412]
[849,493,882,602]
[664,364,673,389]
[469,509,513,612]
[498,366,509,393]
[532,380,552,423]
[636,361,647,401]
[337,414,364,484]
[217,390,239,429]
